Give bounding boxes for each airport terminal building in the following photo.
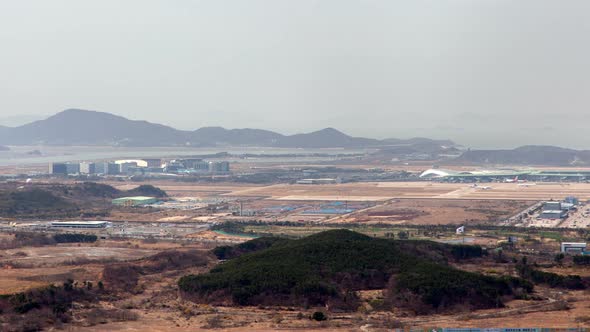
[420,168,590,183]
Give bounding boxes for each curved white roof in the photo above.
[419,169,453,178]
[115,159,148,167]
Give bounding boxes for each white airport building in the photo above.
[560,242,587,254]
[51,221,111,228]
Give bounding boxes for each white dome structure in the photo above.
[419,169,454,178]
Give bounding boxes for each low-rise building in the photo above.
[145,167,164,173]
[80,162,96,174]
[194,161,210,171]
[112,196,158,207]
[49,163,68,175]
[565,196,579,205]
[51,221,109,228]
[96,162,120,175]
[178,158,204,169]
[119,162,138,174]
[543,201,562,211]
[65,163,80,175]
[561,242,587,254]
[208,161,230,173]
[296,178,337,185]
[539,210,567,219]
[143,158,162,168]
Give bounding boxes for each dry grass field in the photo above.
[74,292,590,331]
[0,243,158,295]
[1,246,156,266]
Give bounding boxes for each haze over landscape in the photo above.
[3,1,590,148]
[3,1,590,330]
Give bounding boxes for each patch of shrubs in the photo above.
[389,262,532,314]
[84,308,139,326]
[213,237,290,260]
[53,233,97,243]
[311,311,327,321]
[517,263,585,289]
[0,279,96,331]
[103,265,142,291]
[144,250,209,273]
[105,250,209,291]
[0,232,56,250]
[73,182,121,198]
[450,244,484,260]
[126,184,167,198]
[573,255,590,266]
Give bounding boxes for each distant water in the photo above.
[0,145,372,167]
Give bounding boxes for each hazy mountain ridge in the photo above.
[383,137,455,147]
[0,109,453,149]
[0,109,188,146]
[455,145,590,166]
[276,127,381,148]
[191,126,283,146]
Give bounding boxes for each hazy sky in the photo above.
[1,1,590,149]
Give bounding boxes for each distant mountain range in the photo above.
[2,110,588,165]
[455,145,590,166]
[0,109,454,149]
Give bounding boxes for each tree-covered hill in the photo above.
[0,189,79,218]
[179,230,532,313]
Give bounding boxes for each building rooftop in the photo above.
[51,221,108,225]
[420,167,590,179]
[113,196,156,200]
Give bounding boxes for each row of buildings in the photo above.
[49,158,230,176]
[165,159,230,173]
[539,197,578,220]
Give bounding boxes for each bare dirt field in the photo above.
[0,245,156,266]
[0,265,103,295]
[0,266,66,295]
[344,199,531,225]
[0,243,158,294]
